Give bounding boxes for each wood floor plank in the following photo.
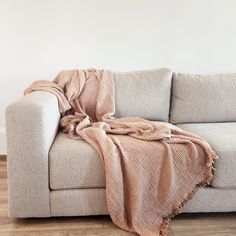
[0,227,134,236]
[0,211,8,218]
[0,157,236,235]
[170,213,236,236]
[0,156,6,162]
[0,172,7,179]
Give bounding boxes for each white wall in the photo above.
[1,0,236,154]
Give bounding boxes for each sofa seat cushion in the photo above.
[177,123,236,189]
[50,123,235,190]
[49,122,176,190]
[50,132,105,190]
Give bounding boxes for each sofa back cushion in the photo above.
[170,73,236,123]
[113,68,172,121]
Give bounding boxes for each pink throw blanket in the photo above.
[25,69,217,236]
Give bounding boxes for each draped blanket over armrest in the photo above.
[25,69,217,236]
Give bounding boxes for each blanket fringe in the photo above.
[159,166,215,236]
[111,150,217,236]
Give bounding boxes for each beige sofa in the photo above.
[6,68,236,218]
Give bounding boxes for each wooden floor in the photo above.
[1,155,236,236]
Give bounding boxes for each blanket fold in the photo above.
[25,69,217,236]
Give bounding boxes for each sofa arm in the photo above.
[6,91,60,217]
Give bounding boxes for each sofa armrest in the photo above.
[6,91,60,217]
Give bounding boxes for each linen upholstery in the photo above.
[114,68,172,121]
[170,73,236,123]
[50,122,177,190]
[50,132,105,190]
[51,123,236,190]
[50,188,107,216]
[177,123,236,188]
[50,187,236,217]
[6,91,60,217]
[183,187,236,213]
